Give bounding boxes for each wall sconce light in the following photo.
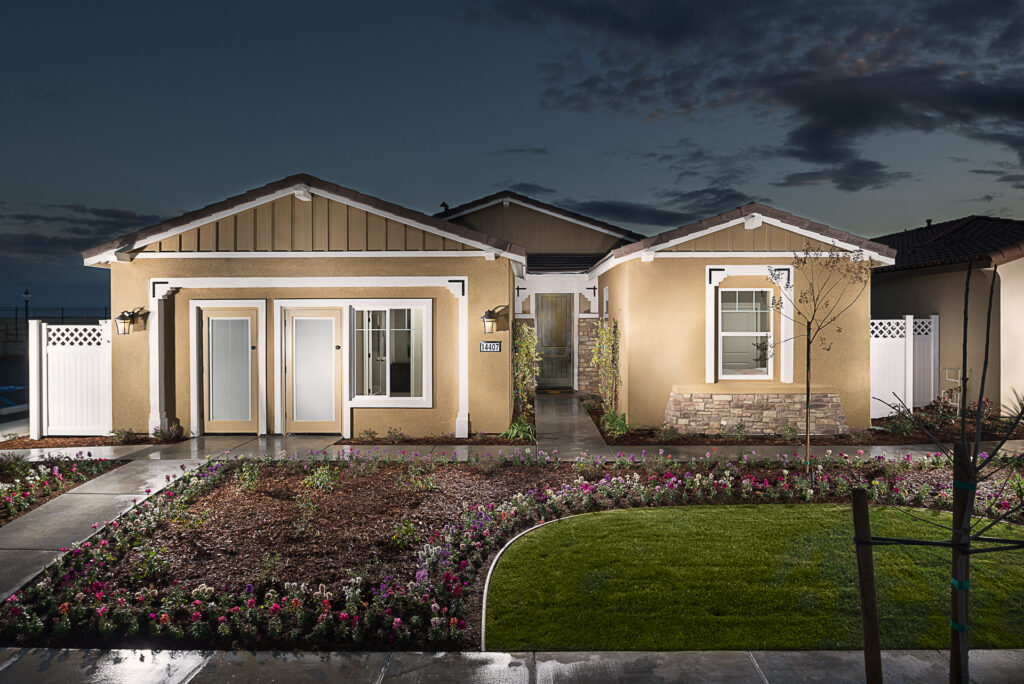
[481,309,497,334]
[114,310,136,335]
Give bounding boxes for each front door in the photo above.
[536,293,572,388]
[202,308,259,434]
[284,308,343,433]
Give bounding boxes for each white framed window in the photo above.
[718,288,772,380]
[602,286,609,321]
[349,299,432,407]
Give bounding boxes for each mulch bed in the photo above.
[0,459,124,528]
[0,436,187,450]
[105,463,569,647]
[584,401,1024,447]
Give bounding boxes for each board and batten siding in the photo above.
[144,195,478,254]
[449,202,625,254]
[664,222,840,253]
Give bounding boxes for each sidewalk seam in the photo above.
[747,651,769,684]
[374,652,392,684]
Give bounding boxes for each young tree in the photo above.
[511,321,541,415]
[863,260,1024,684]
[768,245,872,472]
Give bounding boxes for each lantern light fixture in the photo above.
[114,310,136,335]
[481,309,497,334]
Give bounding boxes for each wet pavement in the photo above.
[535,391,610,457]
[0,648,1021,683]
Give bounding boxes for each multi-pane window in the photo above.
[352,304,426,403]
[719,289,771,378]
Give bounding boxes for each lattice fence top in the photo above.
[870,319,906,339]
[46,323,111,347]
[913,318,933,336]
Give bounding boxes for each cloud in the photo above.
[481,0,1024,192]
[970,168,1024,189]
[656,185,768,223]
[1,202,163,261]
[508,182,557,195]
[773,159,910,192]
[487,147,550,156]
[560,182,763,229]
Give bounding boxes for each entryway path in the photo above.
[534,391,610,457]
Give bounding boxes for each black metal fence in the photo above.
[0,307,110,344]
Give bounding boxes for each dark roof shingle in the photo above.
[873,215,1024,272]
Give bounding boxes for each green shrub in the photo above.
[385,426,409,442]
[302,464,338,492]
[235,459,261,492]
[389,518,419,550]
[512,322,541,412]
[600,411,630,438]
[110,428,137,445]
[656,422,680,442]
[886,409,916,437]
[151,423,184,444]
[591,321,620,414]
[501,413,536,441]
[356,428,379,442]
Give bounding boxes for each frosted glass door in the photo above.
[293,318,334,421]
[209,318,251,421]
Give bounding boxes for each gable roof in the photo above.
[872,215,1024,273]
[436,190,646,242]
[606,202,896,261]
[82,174,527,265]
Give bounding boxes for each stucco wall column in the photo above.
[148,284,179,433]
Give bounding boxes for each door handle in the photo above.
[250,345,256,350]
[335,345,341,350]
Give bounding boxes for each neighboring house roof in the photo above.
[526,253,607,274]
[872,215,1024,273]
[609,202,897,261]
[82,174,528,264]
[436,190,646,242]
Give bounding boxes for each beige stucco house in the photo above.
[872,216,1024,412]
[83,176,895,438]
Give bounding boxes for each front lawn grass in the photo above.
[485,505,1024,651]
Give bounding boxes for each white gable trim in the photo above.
[646,213,894,265]
[443,196,633,240]
[133,251,491,260]
[85,183,523,266]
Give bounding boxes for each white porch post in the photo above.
[28,320,43,440]
[930,314,940,402]
[450,279,470,438]
[148,283,179,433]
[903,314,915,411]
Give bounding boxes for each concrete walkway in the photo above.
[0,457,209,600]
[0,647,1021,682]
[535,391,610,457]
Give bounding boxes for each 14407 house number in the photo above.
[479,341,501,352]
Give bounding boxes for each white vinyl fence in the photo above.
[29,321,112,439]
[870,315,939,418]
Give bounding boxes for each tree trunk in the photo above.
[950,440,974,684]
[805,320,812,474]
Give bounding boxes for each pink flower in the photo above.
[218,615,227,624]
[191,611,201,622]
[393,617,402,630]
[269,603,281,615]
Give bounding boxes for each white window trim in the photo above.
[188,299,268,436]
[717,288,773,381]
[347,299,433,409]
[705,266,793,384]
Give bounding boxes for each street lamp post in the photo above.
[22,289,31,340]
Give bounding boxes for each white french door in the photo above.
[202,308,259,434]
[284,308,343,433]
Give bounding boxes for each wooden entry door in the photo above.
[536,293,573,388]
[284,308,343,433]
[202,308,259,434]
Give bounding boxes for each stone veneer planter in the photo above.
[664,389,849,434]
[577,318,600,395]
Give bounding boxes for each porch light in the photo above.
[481,309,497,334]
[114,310,136,335]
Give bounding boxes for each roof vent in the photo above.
[926,218,932,226]
[440,202,450,212]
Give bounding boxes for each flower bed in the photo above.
[0,448,1020,650]
[0,453,121,526]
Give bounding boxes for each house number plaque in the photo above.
[479,341,501,352]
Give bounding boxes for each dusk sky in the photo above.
[3,1,1024,306]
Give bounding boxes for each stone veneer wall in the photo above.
[664,391,849,434]
[577,318,600,394]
